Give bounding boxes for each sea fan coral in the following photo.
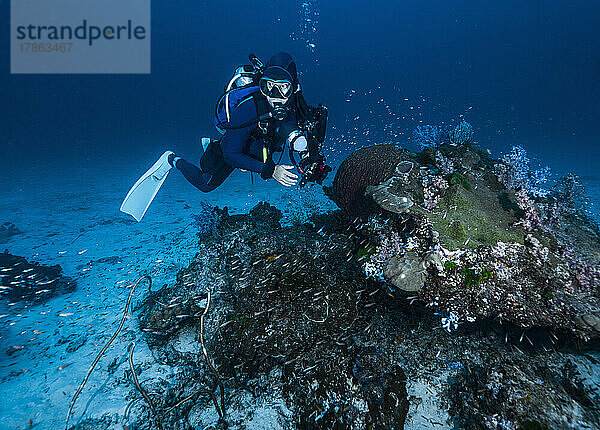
[327,144,404,218]
[412,125,444,149]
[448,120,474,146]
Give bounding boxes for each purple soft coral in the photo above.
[412,125,444,150]
[495,146,551,198]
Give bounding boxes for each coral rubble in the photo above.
[137,204,409,429]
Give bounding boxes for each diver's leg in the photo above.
[206,164,235,190]
[169,156,216,193]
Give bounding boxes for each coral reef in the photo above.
[447,355,600,429]
[329,141,600,340]
[126,189,600,429]
[121,133,600,428]
[422,234,600,336]
[0,222,20,243]
[137,204,410,429]
[0,251,76,303]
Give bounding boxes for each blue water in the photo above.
[1,1,599,428]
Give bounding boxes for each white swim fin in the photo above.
[201,137,211,152]
[120,151,174,222]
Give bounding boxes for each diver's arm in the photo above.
[221,127,273,176]
[220,101,275,179]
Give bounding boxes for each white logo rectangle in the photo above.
[11,0,151,74]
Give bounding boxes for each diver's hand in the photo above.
[272,164,298,187]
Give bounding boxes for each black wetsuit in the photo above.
[173,91,300,192]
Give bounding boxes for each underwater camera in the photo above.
[295,103,332,187]
[299,103,328,145]
[297,151,332,187]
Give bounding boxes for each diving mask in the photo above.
[259,77,293,100]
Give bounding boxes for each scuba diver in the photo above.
[121,52,331,221]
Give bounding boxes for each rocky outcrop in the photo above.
[331,143,600,340]
[128,196,600,429]
[128,139,600,428]
[0,251,76,303]
[0,222,20,243]
[137,204,409,429]
[447,355,600,429]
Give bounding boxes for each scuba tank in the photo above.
[213,54,298,133]
[229,54,264,89]
[214,54,267,133]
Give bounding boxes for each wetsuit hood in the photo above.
[264,52,298,88]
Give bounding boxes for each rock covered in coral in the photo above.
[420,181,525,249]
[350,145,525,250]
[382,250,442,292]
[0,251,76,303]
[383,252,426,292]
[129,197,600,429]
[0,222,20,243]
[137,202,410,428]
[124,134,600,429]
[447,355,600,429]
[423,234,600,338]
[339,141,600,339]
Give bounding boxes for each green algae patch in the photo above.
[462,266,493,288]
[357,246,377,261]
[417,183,526,250]
[449,172,472,190]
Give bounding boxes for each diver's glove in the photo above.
[272,164,298,187]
